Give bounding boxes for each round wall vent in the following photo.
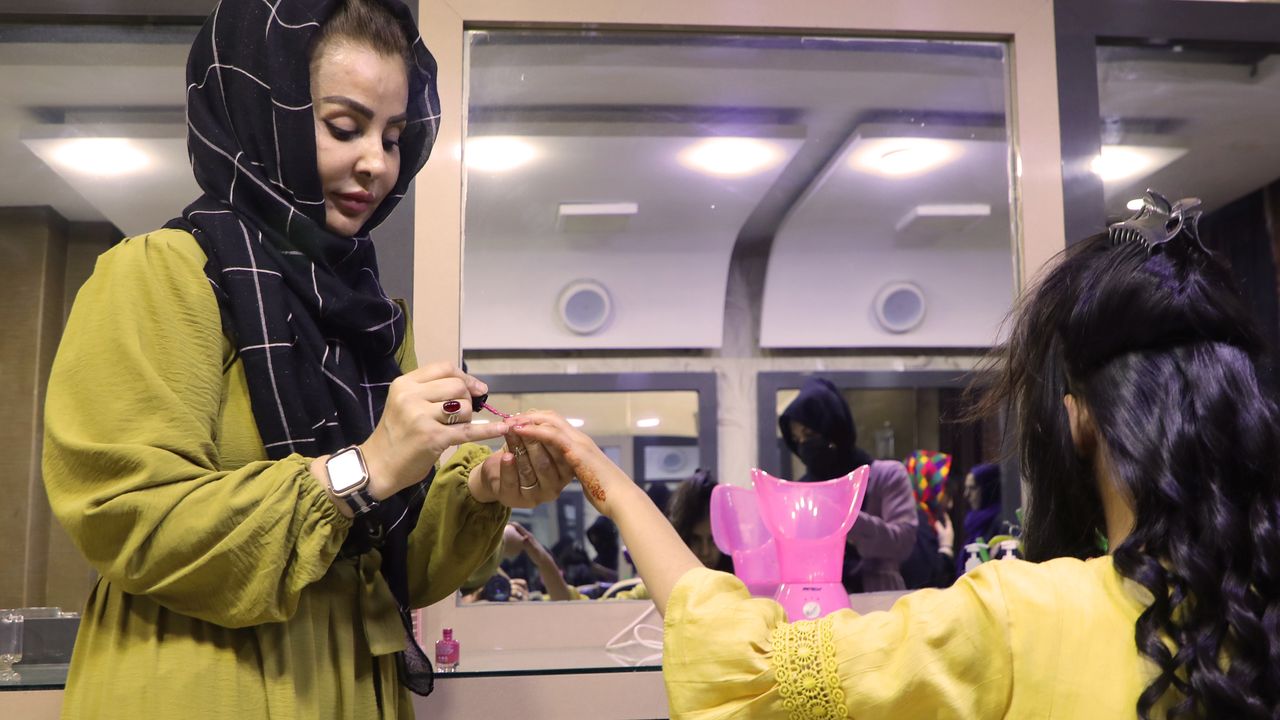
[873,281,927,334]
[557,279,613,335]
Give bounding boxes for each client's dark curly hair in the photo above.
[978,230,1280,717]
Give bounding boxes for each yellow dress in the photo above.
[43,229,509,719]
[663,556,1160,719]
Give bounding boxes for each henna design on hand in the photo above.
[577,466,606,503]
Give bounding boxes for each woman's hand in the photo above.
[513,410,700,615]
[508,578,529,602]
[358,363,510,499]
[466,440,569,509]
[511,522,557,570]
[509,410,636,518]
[509,522,574,601]
[934,513,955,557]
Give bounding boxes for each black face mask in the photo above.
[797,438,844,481]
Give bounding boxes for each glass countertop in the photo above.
[1,645,661,690]
[0,664,70,691]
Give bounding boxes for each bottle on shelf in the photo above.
[435,628,459,671]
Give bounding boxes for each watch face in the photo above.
[327,449,367,493]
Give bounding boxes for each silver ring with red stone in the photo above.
[442,399,464,425]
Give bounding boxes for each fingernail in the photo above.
[504,453,515,462]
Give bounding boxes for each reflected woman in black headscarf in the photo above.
[779,378,917,591]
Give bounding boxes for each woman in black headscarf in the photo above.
[778,377,918,591]
[42,1,571,717]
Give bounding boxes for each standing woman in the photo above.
[42,1,570,717]
[957,462,1003,572]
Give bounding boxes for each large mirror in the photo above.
[455,373,717,604]
[460,29,1017,352]
[458,27,1018,610]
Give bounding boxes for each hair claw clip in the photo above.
[1108,189,1207,254]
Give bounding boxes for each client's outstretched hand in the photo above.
[512,410,701,616]
[510,410,635,518]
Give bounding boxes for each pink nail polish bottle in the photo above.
[435,628,459,671]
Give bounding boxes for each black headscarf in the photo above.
[779,377,874,482]
[165,0,441,696]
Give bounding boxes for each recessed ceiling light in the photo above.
[49,138,151,177]
[1091,145,1187,183]
[849,138,960,178]
[678,137,783,177]
[567,418,585,428]
[465,136,537,172]
[1126,198,1145,211]
[635,417,661,429]
[558,202,638,217]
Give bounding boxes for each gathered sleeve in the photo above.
[42,231,351,628]
[848,461,918,562]
[406,443,510,608]
[662,566,1013,720]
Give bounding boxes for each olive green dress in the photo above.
[43,229,508,719]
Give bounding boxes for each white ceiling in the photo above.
[0,39,191,228]
[1097,51,1280,217]
[23,128,198,236]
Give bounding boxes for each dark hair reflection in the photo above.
[667,470,733,573]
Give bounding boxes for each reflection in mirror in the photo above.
[759,372,1006,593]
[1096,43,1280,218]
[1096,41,1280,373]
[0,21,200,613]
[461,30,1016,352]
[456,383,716,604]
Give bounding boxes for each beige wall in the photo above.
[0,207,115,611]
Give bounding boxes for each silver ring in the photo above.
[519,480,539,490]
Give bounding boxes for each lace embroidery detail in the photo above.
[771,617,846,720]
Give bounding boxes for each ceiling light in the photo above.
[567,418,585,428]
[465,136,537,172]
[1091,145,1187,183]
[48,138,151,177]
[1126,198,1145,211]
[678,137,783,177]
[470,418,490,425]
[849,138,959,178]
[894,204,992,245]
[635,417,661,429]
[558,202,638,217]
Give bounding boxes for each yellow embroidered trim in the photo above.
[771,617,845,720]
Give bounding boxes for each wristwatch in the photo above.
[325,445,379,517]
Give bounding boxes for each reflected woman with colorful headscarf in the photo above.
[900,450,958,589]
